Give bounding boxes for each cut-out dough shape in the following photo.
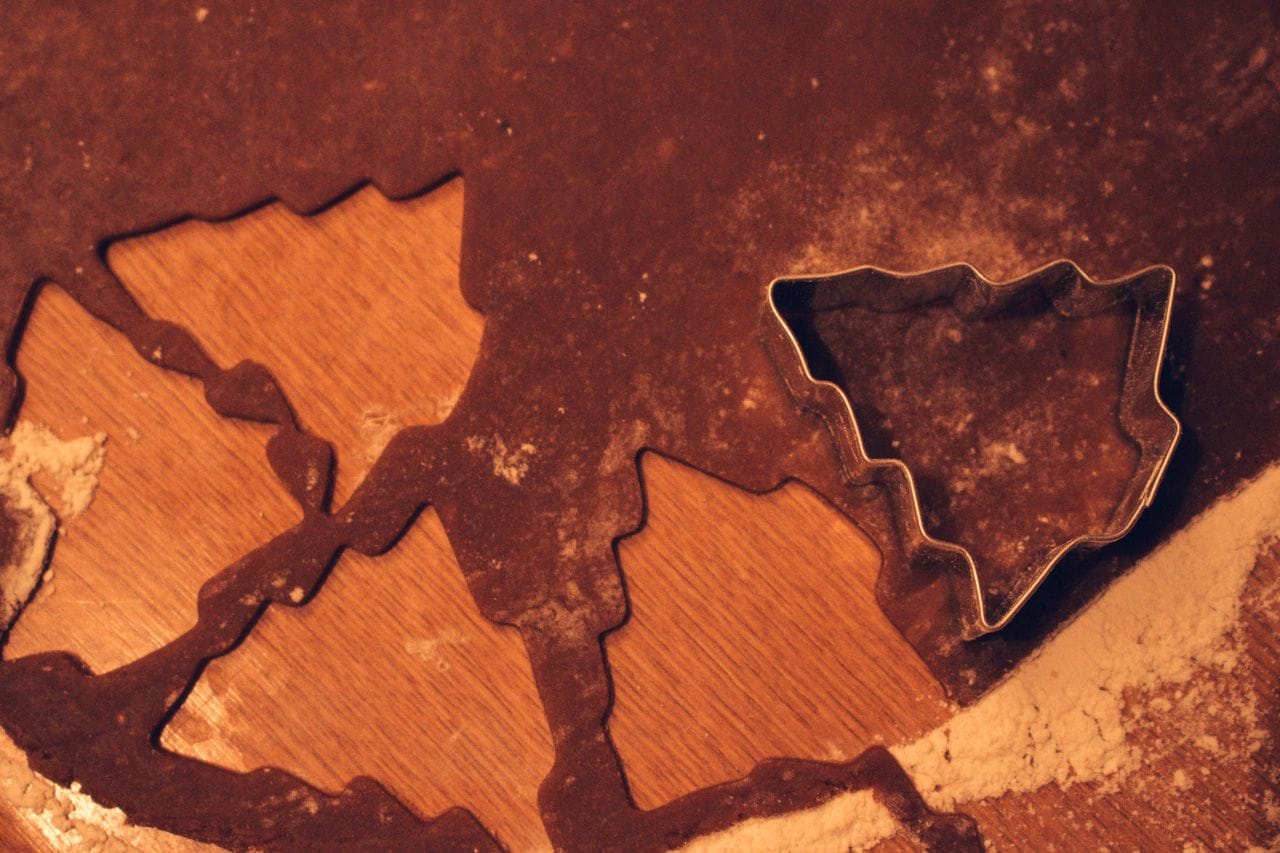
[163,507,555,851]
[108,178,481,504]
[610,452,947,808]
[4,285,297,673]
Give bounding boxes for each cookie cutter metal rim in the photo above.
[763,259,1182,638]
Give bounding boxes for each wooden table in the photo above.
[1,179,1275,851]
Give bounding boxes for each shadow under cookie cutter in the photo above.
[762,260,1181,638]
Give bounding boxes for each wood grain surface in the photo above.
[1,181,1275,851]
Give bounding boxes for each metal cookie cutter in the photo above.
[762,260,1181,638]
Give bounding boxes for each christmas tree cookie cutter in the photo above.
[763,260,1181,638]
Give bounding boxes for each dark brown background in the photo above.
[1,2,1277,850]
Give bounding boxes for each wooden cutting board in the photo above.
[1,178,1275,851]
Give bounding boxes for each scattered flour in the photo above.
[686,789,895,853]
[359,407,403,465]
[358,394,459,465]
[0,725,214,851]
[985,440,1027,467]
[0,422,107,630]
[684,464,1280,851]
[3,421,107,517]
[466,434,537,485]
[156,685,248,775]
[404,628,470,673]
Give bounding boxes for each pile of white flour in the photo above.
[688,464,1280,851]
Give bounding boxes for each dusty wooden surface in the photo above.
[1,182,1275,851]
